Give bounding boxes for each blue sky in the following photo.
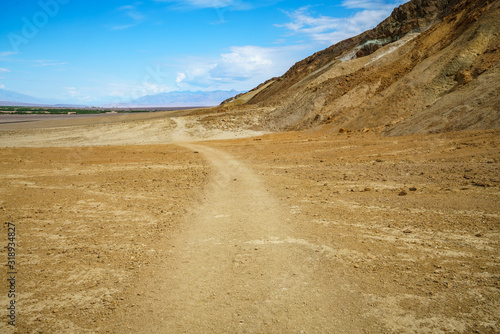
[0,0,407,105]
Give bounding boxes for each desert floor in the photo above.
[0,112,498,333]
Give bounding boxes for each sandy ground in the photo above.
[0,113,499,333]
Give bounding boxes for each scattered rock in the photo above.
[472,181,491,187]
[409,187,417,191]
[399,190,407,196]
[456,70,473,86]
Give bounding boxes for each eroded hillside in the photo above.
[220,0,500,135]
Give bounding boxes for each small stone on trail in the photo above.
[409,187,417,191]
[399,190,407,196]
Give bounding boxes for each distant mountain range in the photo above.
[0,88,52,105]
[0,88,241,108]
[126,90,242,107]
[0,88,86,107]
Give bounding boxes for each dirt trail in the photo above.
[1,116,497,333]
[109,121,377,332]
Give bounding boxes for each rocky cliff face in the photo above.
[222,0,499,135]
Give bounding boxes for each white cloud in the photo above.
[155,0,280,11]
[105,79,172,102]
[111,24,137,31]
[0,68,10,73]
[182,0,240,9]
[0,51,18,57]
[170,0,408,92]
[32,60,67,67]
[108,83,134,98]
[143,82,172,94]
[277,1,407,45]
[342,0,406,9]
[176,72,186,83]
[156,0,246,9]
[66,87,78,97]
[0,84,5,89]
[118,5,135,11]
[111,4,145,30]
[63,87,96,102]
[175,44,307,90]
[212,46,273,79]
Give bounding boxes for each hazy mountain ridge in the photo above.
[0,88,51,105]
[221,0,499,135]
[0,88,242,109]
[129,90,242,107]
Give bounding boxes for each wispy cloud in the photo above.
[155,0,281,11]
[111,4,146,30]
[106,81,172,101]
[175,44,307,90]
[63,86,96,102]
[0,51,18,57]
[155,0,246,10]
[65,87,78,97]
[111,24,138,31]
[0,68,10,73]
[32,60,68,67]
[119,4,145,21]
[277,1,407,45]
[342,0,402,9]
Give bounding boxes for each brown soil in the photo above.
[0,115,498,333]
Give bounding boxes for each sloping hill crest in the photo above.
[221,0,500,135]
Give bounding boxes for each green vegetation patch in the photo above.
[0,106,150,114]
